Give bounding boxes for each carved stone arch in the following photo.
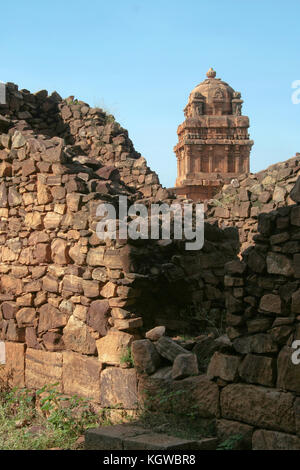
[213,88,224,101]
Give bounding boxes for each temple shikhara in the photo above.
[174,68,254,201]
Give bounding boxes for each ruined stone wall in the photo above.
[0,82,164,199]
[1,82,300,448]
[137,189,300,449]
[204,187,300,449]
[206,155,300,254]
[0,83,238,408]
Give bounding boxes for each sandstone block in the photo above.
[51,238,69,265]
[96,330,134,365]
[155,336,188,363]
[38,303,67,334]
[100,367,138,409]
[221,384,296,433]
[172,353,199,380]
[252,429,300,450]
[63,316,97,355]
[131,339,161,375]
[207,352,240,382]
[5,342,25,387]
[238,354,276,387]
[259,294,281,314]
[63,351,102,401]
[16,307,36,328]
[145,326,166,341]
[25,348,63,391]
[233,334,277,354]
[87,299,110,336]
[266,252,294,277]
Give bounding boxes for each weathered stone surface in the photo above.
[85,424,149,450]
[207,352,240,382]
[113,317,143,331]
[131,339,160,375]
[138,374,220,418]
[42,275,59,293]
[37,180,52,204]
[238,354,276,387]
[87,300,110,336]
[51,238,69,265]
[63,275,83,293]
[247,250,266,273]
[145,326,166,341]
[266,252,294,276]
[16,308,36,328]
[5,342,25,387]
[100,367,138,409]
[2,301,18,320]
[123,432,196,450]
[25,348,63,391]
[38,304,67,334]
[252,429,300,450]
[221,384,296,433]
[233,334,277,354]
[216,419,254,450]
[63,351,102,401]
[42,331,64,352]
[291,289,300,314]
[192,336,223,372]
[291,206,300,226]
[86,247,105,266]
[43,212,62,229]
[155,336,188,363]
[96,331,134,365]
[259,294,281,314]
[82,280,99,298]
[172,353,199,380]
[63,316,97,355]
[277,346,300,393]
[290,176,300,203]
[247,318,272,333]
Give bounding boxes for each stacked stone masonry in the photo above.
[0,82,300,450]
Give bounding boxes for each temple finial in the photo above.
[206,67,216,78]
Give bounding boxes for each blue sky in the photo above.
[1,0,299,187]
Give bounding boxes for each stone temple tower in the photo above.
[174,68,253,201]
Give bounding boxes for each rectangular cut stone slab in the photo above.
[85,424,150,450]
[123,432,197,450]
[207,352,240,382]
[155,336,189,363]
[238,354,276,387]
[63,351,102,402]
[5,342,25,387]
[252,429,300,450]
[138,374,219,419]
[100,367,138,409]
[25,348,63,391]
[221,384,296,434]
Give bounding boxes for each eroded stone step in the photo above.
[85,424,217,450]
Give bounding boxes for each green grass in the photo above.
[0,382,107,450]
